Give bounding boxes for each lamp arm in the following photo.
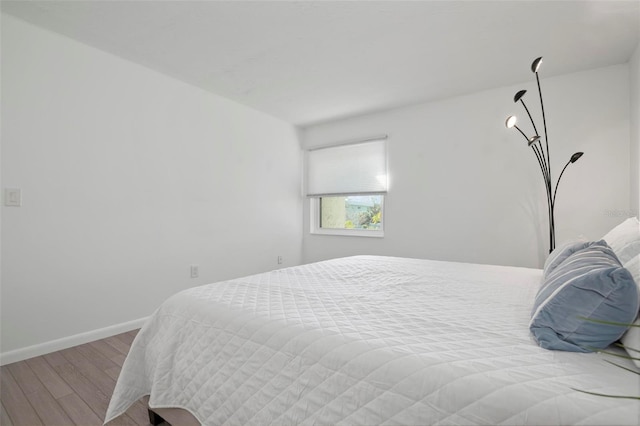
[513,125,529,141]
[519,99,540,137]
[514,126,550,180]
[552,159,572,208]
[531,144,550,188]
[538,139,554,249]
[535,73,551,179]
[534,63,555,251]
[514,126,551,194]
[548,154,556,251]
[532,143,554,251]
[531,145,551,211]
[533,141,549,182]
[532,143,553,216]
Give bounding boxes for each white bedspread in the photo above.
[105,256,640,425]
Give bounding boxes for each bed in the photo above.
[105,253,640,425]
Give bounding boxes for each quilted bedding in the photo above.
[105,255,640,425]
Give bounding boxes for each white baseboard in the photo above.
[0,317,149,366]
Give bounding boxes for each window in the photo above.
[306,137,387,237]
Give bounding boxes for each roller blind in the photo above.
[306,138,387,196]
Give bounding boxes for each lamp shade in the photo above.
[570,152,584,163]
[505,116,517,128]
[528,136,540,146]
[514,90,527,103]
[531,57,543,73]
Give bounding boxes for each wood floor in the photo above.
[0,329,160,426]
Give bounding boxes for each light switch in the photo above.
[4,188,22,207]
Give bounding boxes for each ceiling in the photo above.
[2,1,639,127]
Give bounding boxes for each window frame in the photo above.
[305,135,388,238]
[309,194,385,238]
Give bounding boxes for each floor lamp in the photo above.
[505,57,584,254]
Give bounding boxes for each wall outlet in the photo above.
[4,188,22,207]
[277,256,283,265]
[190,265,199,278]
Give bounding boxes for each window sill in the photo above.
[310,228,384,238]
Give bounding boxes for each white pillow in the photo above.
[602,217,640,264]
[620,319,640,367]
[625,253,640,285]
[621,253,640,367]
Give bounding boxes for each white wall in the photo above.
[1,14,302,361]
[630,42,640,215]
[301,65,631,269]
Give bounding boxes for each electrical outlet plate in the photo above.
[4,188,22,206]
[190,265,199,278]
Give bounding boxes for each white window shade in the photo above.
[306,139,387,196]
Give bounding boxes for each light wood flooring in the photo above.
[0,329,160,426]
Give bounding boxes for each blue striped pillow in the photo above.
[542,239,590,279]
[530,240,639,352]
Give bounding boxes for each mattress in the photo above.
[105,255,640,425]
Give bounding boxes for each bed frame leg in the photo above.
[148,408,166,425]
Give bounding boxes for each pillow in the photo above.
[620,319,640,367]
[620,253,640,367]
[623,252,640,288]
[542,239,590,279]
[530,240,638,352]
[602,217,640,265]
